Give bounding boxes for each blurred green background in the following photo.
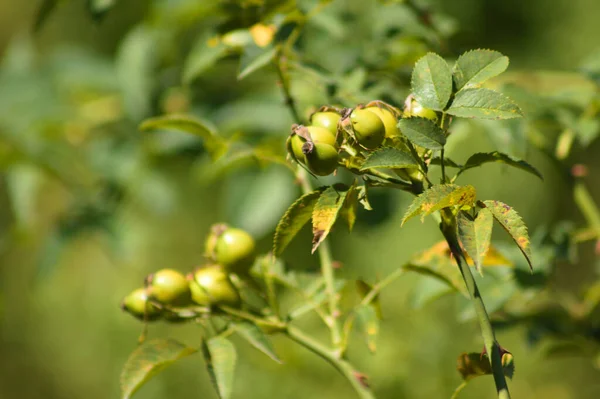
[1,1,600,398]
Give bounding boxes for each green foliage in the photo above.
[397,117,446,150]
[457,208,493,274]
[453,50,509,91]
[120,339,196,399]
[360,147,417,170]
[456,152,543,180]
[447,88,522,120]
[411,53,453,111]
[402,184,476,225]
[202,337,237,399]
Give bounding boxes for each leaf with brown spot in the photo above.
[482,200,533,271]
[401,184,477,225]
[312,184,351,253]
[120,339,196,399]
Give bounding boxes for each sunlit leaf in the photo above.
[447,88,522,120]
[355,304,379,353]
[273,187,325,256]
[456,352,514,382]
[202,337,237,399]
[238,45,276,80]
[233,322,282,364]
[411,53,453,111]
[482,200,533,270]
[360,147,418,170]
[453,49,509,90]
[401,184,476,225]
[457,152,543,180]
[457,209,493,274]
[397,117,446,150]
[120,339,196,399]
[312,184,350,253]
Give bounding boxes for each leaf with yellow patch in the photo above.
[457,208,493,275]
[401,184,477,225]
[312,184,351,253]
[355,304,380,353]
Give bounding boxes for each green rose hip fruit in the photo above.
[215,227,256,273]
[189,265,241,307]
[121,288,162,321]
[350,109,385,149]
[289,125,337,161]
[310,112,341,135]
[366,107,400,138]
[408,100,437,121]
[304,142,339,176]
[146,269,191,306]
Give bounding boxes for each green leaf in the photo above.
[457,152,543,180]
[482,200,533,270]
[202,336,237,399]
[360,147,418,170]
[453,49,509,90]
[312,184,350,253]
[233,322,282,364]
[447,88,522,120]
[120,339,196,399]
[401,184,476,225]
[430,157,462,169]
[457,209,493,274]
[411,53,453,111]
[273,187,325,256]
[182,34,228,84]
[33,0,59,32]
[355,304,379,354]
[87,0,117,20]
[397,117,447,150]
[238,45,276,80]
[139,114,225,158]
[340,181,359,232]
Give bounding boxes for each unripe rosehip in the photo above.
[189,265,241,307]
[304,142,339,176]
[350,109,385,149]
[146,269,191,306]
[215,227,256,274]
[311,112,341,135]
[366,107,401,138]
[289,125,337,161]
[408,100,438,121]
[121,288,162,321]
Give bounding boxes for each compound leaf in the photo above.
[120,339,196,399]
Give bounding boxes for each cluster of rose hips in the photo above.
[120,224,256,322]
[286,98,438,177]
